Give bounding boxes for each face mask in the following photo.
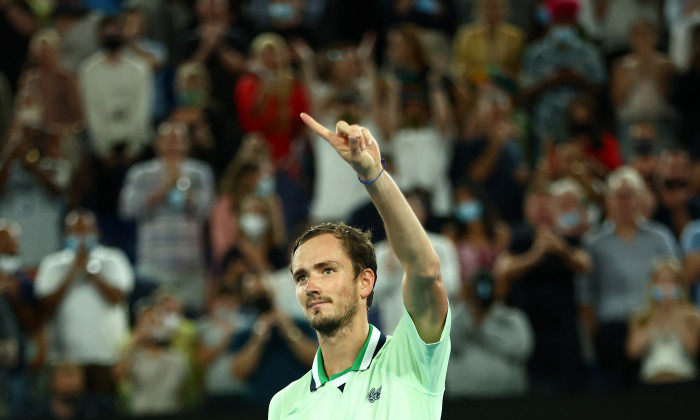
[162,312,182,331]
[557,211,581,230]
[168,188,187,209]
[0,255,22,275]
[101,35,123,52]
[267,3,295,21]
[633,138,655,156]
[239,213,269,241]
[255,175,276,198]
[65,234,98,252]
[536,5,551,26]
[652,285,681,302]
[550,26,577,45]
[455,200,484,224]
[149,325,174,345]
[215,307,238,324]
[473,271,495,309]
[177,90,206,109]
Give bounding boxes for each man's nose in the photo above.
[305,273,320,295]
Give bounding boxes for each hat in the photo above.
[547,0,580,23]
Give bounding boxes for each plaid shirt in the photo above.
[120,158,214,276]
[520,31,606,145]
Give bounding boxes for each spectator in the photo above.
[627,122,661,184]
[549,178,592,240]
[52,4,101,76]
[0,126,71,270]
[627,257,700,384]
[0,0,37,91]
[520,0,606,149]
[0,220,23,418]
[451,0,525,83]
[34,209,134,416]
[668,0,700,72]
[246,0,325,44]
[235,32,309,168]
[652,150,700,239]
[579,166,676,389]
[79,15,152,163]
[681,220,700,305]
[114,304,190,416]
[121,6,169,122]
[39,362,88,420]
[669,23,700,150]
[380,0,458,37]
[120,121,213,312]
[446,270,534,398]
[171,61,238,178]
[230,271,317,407]
[441,182,510,284]
[196,284,248,411]
[578,0,660,58]
[494,184,592,393]
[566,94,623,175]
[15,28,83,166]
[373,189,460,333]
[182,0,250,117]
[450,81,528,224]
[611,18,677,160]
[306,89,383,223]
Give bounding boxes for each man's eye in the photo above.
[324,268,334,274]
[295,275,308,283]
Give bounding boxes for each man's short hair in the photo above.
[292,222,378,311]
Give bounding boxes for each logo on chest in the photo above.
[367,386,382,403]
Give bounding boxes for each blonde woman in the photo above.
[234,33,309,168]
[626,257,700,384]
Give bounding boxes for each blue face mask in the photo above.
[652,285,681,302]
[550,26,577,45]
[168,188,187,209]
[557,211,581,230]
[65,234,98,252]
[455,200,484,224]
[535,6,551,26]
[255,175,276,198]
[267,3,295,21]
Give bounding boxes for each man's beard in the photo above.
[308,297,359,337]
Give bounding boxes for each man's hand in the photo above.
[72,244,88,274]
[300,113,382,181]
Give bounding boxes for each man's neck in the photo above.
[317,315,370,378]
[615,219,639,240]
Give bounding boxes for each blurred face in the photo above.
[329,48,361,81]
[238,196,270,242]
[481,0,505,25]
[388,31,411,67]
[630,21,656,54]
[651,266,682,304]
[122,11,146,38]
[66,215,97,238]
[656,154,690,208]
[608,182,639,223]
[32,39,58,67]
[525,193,555,228]
[156,123,189,159]
[196,0,229,22]
[291,234,366,336]
[554,191,585,233]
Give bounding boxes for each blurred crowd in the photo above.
[1,0,700,418]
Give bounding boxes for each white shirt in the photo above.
[389,127,452,216]
[373,232,460,334]
[35,246,134,365]
[79,51,152,159]
[309,119,382,222]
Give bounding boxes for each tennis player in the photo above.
[268,114,450,419]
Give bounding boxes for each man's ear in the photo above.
[358,268,375,299]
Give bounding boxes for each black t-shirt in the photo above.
[507,224,580,328]
[0,0,33,92]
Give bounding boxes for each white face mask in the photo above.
[239,213,269,241]
[162,312,182,331]
[0,255,22,275]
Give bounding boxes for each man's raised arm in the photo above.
[300,113,448,343]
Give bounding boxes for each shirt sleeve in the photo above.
[382,306,451,395]
[185,163,214,221]
[99,248,134,293]
[119,165,150,220]
[34,255,67,299]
